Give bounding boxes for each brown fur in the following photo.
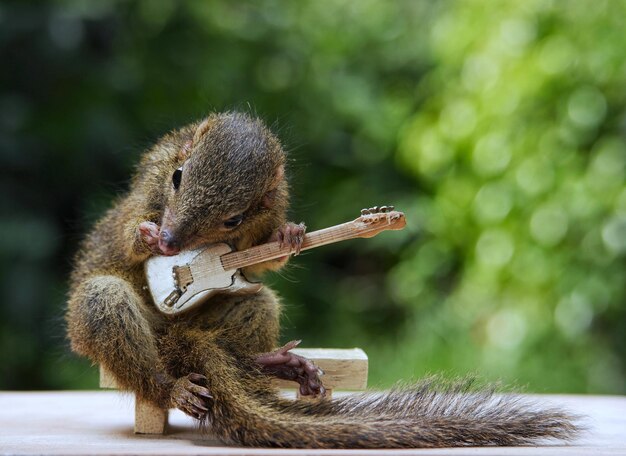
[66,112,581,448]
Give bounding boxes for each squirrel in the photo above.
[66,112,580,448]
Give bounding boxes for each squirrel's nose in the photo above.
[158,229,180,256]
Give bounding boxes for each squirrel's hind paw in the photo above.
[255,340,326,398]
[170,373,213,420]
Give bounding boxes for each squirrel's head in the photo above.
[157,112,288,255]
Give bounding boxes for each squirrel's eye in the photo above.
[223,214,244,229]
[172,167,183,190]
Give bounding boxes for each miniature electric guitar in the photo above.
[145,206,406,315]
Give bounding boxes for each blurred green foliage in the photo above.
[1,1,624,394]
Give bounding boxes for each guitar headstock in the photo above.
[353,205,406,238]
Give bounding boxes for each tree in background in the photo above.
[0,1,623,393]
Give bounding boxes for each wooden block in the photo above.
[99,347,368,435]
[100,366,168,434]
[100,348,368,391]
[134,398,168,434]
[99,365,118,389]
[272,348,368,390]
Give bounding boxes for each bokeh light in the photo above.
[1,0,624,394]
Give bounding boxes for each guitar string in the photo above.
[189,219,398,281]
[191,227,355,280]
[158,216,402,303]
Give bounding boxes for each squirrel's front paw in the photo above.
[138,221,168,255]
[275,222,306,256]
[170,373,213,420]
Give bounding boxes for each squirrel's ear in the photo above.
[271,164,285,188]
[192,119,212,145]
[262,165,285,208]
[177,140,192,161]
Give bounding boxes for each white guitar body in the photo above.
[145,243,262,315]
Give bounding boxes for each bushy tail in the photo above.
[201,374,582,448]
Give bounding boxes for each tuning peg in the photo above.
[362,205,397,216]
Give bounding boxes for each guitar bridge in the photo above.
[173,265,194,292]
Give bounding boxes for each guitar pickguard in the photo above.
[145,243,263,315]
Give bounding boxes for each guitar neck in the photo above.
[221,221,363,271]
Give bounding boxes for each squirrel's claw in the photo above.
[276,222,306,256]
[138,221,181,256]
[170,373,213,420]
[255,340,326,398]
[138,221,163,254]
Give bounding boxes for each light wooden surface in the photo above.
[0,391,624,455]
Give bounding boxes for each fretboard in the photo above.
[221,221,362,271]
